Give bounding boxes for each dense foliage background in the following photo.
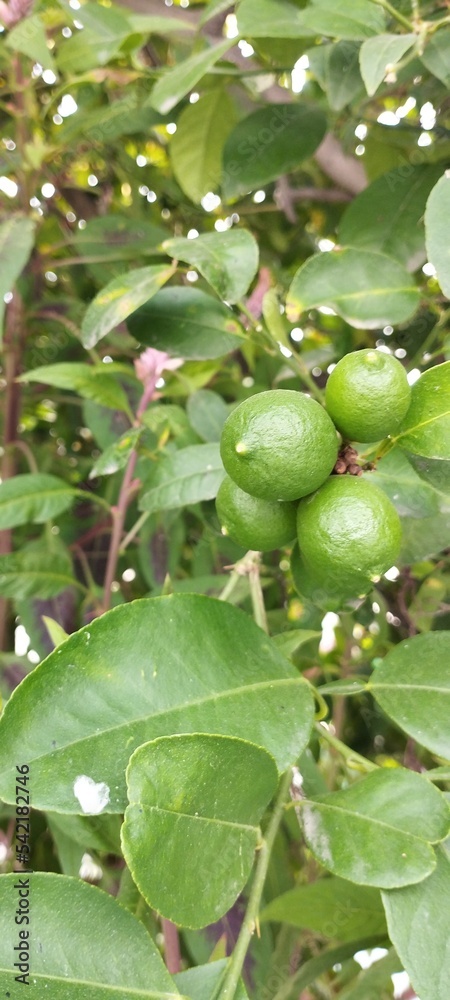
[0,1,450,998]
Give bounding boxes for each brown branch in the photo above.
[0,292,25,650]
[161,919,182,975]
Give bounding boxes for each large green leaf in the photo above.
[287,249,420,328]
[369,631,450,760]
[163,230,258,303]
[308,41,365,111]
[127,287,243,359]
[0,872,181,998]
[0,595,314,812]
[236,0,385,39]
[176,960,248,1000]
[0,549,81,599]
[186,389,228,442]
[122,733,278,927]
[382,846,450,1000]
[148,39,233,115]
[72,214,167,261]
[170,89,237,204]
[0,215,35,339]
[421,28,450,86]
[222,105,327,201]
[363,448,449,518]
[56,1,133,72]
[5,14,56,69]
[425,173,450,299]
[0,474,76,529]
[339,165,443,270]
[299,768,450,887]
[81,265,174,349]
[18,362,132,413]
[359,33,416,95]
[393,362,450,459]
[261,876,387,942]
[139,443,225,513]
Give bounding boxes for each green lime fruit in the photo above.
[216,475,297,552]
[290,543,366,611]
[296,475,402,596]
[325,348,411,442]
[220,390,338,502]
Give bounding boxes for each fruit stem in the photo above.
[315,721,379,772]
[217,768,293,1000]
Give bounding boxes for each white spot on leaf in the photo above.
[73,775,110,814]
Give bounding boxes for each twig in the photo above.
[366,0,415,30]
[161,918,182,975]
[218,768,293,1000]
[315,722,379,772]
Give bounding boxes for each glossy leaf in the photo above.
[339,165,443,270]
[369,631,450,759]
[56,1,133,72]
[425,173,450,299]
[394,362,450,459]
[382,846,450,1000]
[0,549,81,599]
[127,287,243,359]
[287,249,419,328]
[5,14,56,69]
[300,768,450,887]
[89,428,142,479]
[261,876,387,942]
[271,630,321,658]
[0,595,314,811]
[421,28,450,86]
[186,389,229,442]
[222,105,327,200]
[0,474,76,529]
[0,215,35,338]
[149,39,233,115]
[364,448,448,518]
[164,230,259,303]
[139,443,225,513]
[170,89,237,204]
[81,265,174,348]
[19,363,132,414]
[176,960,248,1000]
[236,0,385,40]
[359,33,416,95]
[122,733,278,927]
[0,872,181,998]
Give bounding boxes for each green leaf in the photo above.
[408,576,447,632]
[287,249,420,329]
[81,265,174,349]
[148,39,233,115]
[237,0,385,40]
[359,33,416,95]
[339,165,443,270]
[122,733,278,927]
[0,872,181,998]
[421,28,450,86]
[425,173,450,299]
[72,214,167,261]
[56,1,133,72]
[186,389,229,442]
[299,768,450,887]
[5,14,56,69]
[339,950,403,1000]
[0,549,80,599]
[400,511,450,563]
[18,362,133,413]
[89,428,142,479]
[176,960,248,1000]
[46,810,121,876]
[222,105,327,201]
[393,362,450,459]
[0,595,314,811]
[127,13,195,36]
[170,89,237,204]
[321,41,365,111]
[382,846,450,1000]
[363,448,448,518]
[369,631,450,760]
[164,230,259,303]
[42,616,70,649]
[127,287,243,360]
[0,215,35,339]
[261,876,387,942]
[271,630,321,658]
[0,474,75,529]
[139,443,225,513]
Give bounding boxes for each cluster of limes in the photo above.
[216,349,411,609]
